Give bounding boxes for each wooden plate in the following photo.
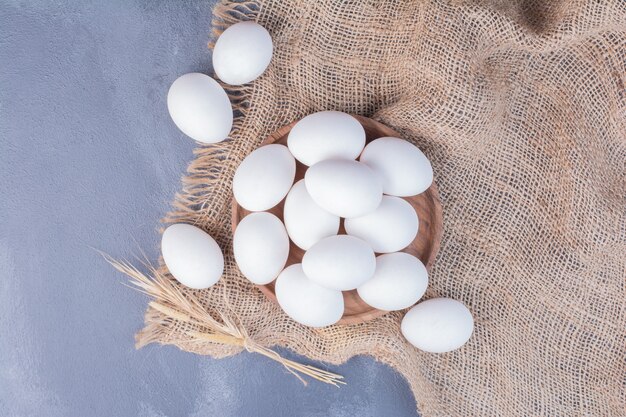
[231,115,443,325]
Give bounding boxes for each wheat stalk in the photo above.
[105,255,345,387]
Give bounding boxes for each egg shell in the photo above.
[161,224,224,289]
[304,159,383,218]
[167,73,233,144]
[302,235,376,291]
[233,212,289,285]
[287,111,366,166]
[233,144,296,211]
[283,180,340,250]
[357,253,428,311]
[212,21,273,85]
[275,264,344,327]
[360,137,433,196]
[401,298,474,353]
[344,195,418,253]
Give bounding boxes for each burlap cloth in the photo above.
[139,0,626,415]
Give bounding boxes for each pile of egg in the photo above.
[161,22,473,354]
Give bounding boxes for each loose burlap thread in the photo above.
[137,1,626,415]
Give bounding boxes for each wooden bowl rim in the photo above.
[231,115,443,325]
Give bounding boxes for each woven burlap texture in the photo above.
[137,1,626,415]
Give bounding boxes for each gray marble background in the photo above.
[0,1,419,416]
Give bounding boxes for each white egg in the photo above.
[283,180,340,250]
[304,159,383,218]
[275,264,344,327]
[212,21,273,85]
[167,73,233,144]
[302,235,376,291]
[233,144,296,211]
[287,111,366,166]
[161,224,224,289]
[401,298,474,353]
[360,137,433,196]
[233,212,289,285]
[344,196,418,253]
[357,253,428,311]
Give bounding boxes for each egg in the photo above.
[401,298,474,353]
[233,212,289,285]
[304,159,383,218]
[357,253,428,311]
[360,137,433,196]
[344,195,418,253]
[233,144,296,211]
[161,224,224,289]
[302,235,376,291]
[167,73,233,144]
[283,180,340,250]
[287,111,366,166]
[212,21,273,85]
[275,264,344,327]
